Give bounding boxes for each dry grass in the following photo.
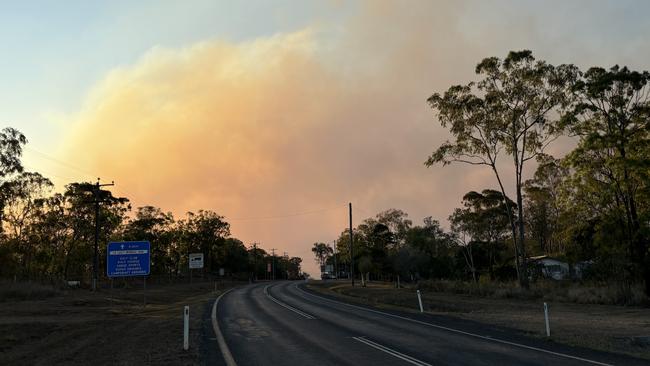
[418,279,650,306]
[0,280,61,302]
[0,280,235,365]
[309,280,650,360]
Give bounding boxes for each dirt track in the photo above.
[0,280,234,365]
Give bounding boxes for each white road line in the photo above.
[264,284,316,319]
[212,288,238,366]
[353,336,433,366]
[295,284,613,366]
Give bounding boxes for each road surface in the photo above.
[210,281,647,366]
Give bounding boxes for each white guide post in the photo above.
[544,302,550,337]
[183,305,190,350]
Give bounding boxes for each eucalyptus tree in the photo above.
[524,156,567,254]
[0,127,27,231]
[454,190,514,279]
[426,50,578,287]
[562,65,650,295]
[123,206,175,275]
[374,209,412,248]
[311,242,333,267]
[1,172,53,276]
[448,214,478,284]
[182,210,230,272]
[406,217,454,278]
[2,172,53,238]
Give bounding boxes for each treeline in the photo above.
[0,129,302,284]
[321,50,650,298]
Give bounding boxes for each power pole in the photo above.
[93,178,114,292]
[271,248,276,281]
[332,240,338,280]
[282,252,289,280]
[252,243,258,282]
[349,202,354,287]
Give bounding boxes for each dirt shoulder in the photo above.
[0,280,237,365]
[308,280,650,360]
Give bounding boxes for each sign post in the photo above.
[189,253,204,269]
[189,253,203,284]
[107,241,151,306]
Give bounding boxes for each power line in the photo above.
[24,146,99,179]
[227,203,347,221]
[354,205,374,217]
[22,163,81,183]
[21,148,354,224]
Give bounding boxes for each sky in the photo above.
[2,0,650,275]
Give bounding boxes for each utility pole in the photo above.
[332,240,338,280]
[283,251,288,280]
[93,178,114,292]
[349,202,354,287]
[271,248,276,281]
[252,243,258,282]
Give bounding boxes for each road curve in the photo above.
[212,281,647,366]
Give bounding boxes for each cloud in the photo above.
[59,3,470,275]
[60,1,649,275]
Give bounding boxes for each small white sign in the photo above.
[189,253,204,269]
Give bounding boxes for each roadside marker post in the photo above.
[417,290,424,313]
[544,302,551,337]
[183,306,190,350]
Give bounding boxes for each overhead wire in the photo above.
[227,203,347,221]
[24,146,99,180]
[20,146,353,222]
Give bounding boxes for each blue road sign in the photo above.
[107,241,150,277]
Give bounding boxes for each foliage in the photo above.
[562,65,650,295]
[426,50,579,287]
[311,242,333,266]
[0,129,303,283]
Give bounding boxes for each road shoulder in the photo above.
[303,281,650,365]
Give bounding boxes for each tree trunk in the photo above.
[516,181,529,288]
[488,243,494,280]
[492,165,521,283]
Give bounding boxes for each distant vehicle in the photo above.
[320,264,337,280]
[320,271,338,280]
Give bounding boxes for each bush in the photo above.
[0,280,61,302]
[418,279,649,306]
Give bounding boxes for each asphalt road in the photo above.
[211,281,648,366]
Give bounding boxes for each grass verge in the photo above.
[308,280,650,360]
[0,280,238,365]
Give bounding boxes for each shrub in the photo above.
[0,280,61,302]
[418,278,649,306]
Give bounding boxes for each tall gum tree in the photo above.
[562,65,650,295]
[0,127,27,233]
[426,50,578,287]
